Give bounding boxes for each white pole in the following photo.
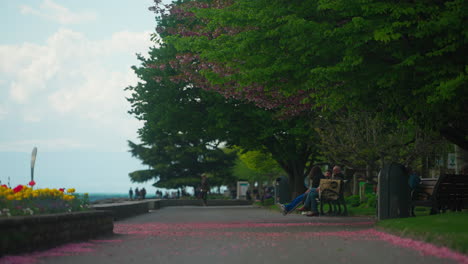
[31,147,38,182]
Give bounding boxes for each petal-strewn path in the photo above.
[2,205,467,264]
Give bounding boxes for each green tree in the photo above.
[237,148,283,185]
[159,0,468,150]
[126,43,237,190]
[316,111,447,179]
[126,42,319,198]
[124,1,331,198]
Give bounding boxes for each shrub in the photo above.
[365,193,377,208]
[345,195,361,207]
[254,197,275,206]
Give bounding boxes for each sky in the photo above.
[0,0,169,194]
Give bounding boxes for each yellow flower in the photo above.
[6,194,15,200]
[67,188,75,194]
[63,195,75,201]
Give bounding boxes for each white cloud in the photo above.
[0,27,151,151]
[19,0,97,25]
[0,27,152,109]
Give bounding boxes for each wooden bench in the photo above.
[318,179,348,216]
[411,174,468,216]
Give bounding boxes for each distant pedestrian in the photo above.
[246,189,252,201]
[253,187,259,200]
[200,173,210,206]
[135,187,140,200]
[141,188,147,199]
[407,167,421,190]
[129,187,134,200]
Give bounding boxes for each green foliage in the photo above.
[345,193,376,209]
[253,197,275,207]
[361,193,377,208]
[316,111,447,171]
[231,156,262,182]
[345,195,361,207]
[231,147,283,185]
[129,3,324,195]
[164,0,468,150]
[127,30,320,195]
[238,149,282,176]
[125,43,238,190]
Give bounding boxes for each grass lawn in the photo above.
[256,200,467,254]
[376,211,468,254]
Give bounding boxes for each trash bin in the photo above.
[275,175,290,204]
[377,162,411,220]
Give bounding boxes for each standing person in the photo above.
[135,187,140,200]
[141,187,146,199]
[253,187,259,201]
[246,189,252,201]
[129,187,134,200]
[200,174,210,206]
[332,165,345,180]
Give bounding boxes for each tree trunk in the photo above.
[286,170,306,200]
[353,173,359,196]
[366,165,372,182]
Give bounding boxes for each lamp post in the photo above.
[31,147,37,182]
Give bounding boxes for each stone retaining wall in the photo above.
[0,210,113,256]
[92,200,150,220]
[93,199,253,220]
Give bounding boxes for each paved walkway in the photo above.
[2,206,467,264]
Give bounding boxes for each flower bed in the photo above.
[0,182,90,217]
[0,182,114,256]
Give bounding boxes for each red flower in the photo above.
[1,184,7,188]
[13,185,24,193]
[59,188,65,192]
[28,180,36,187]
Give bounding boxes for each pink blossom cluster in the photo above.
[148,0,314,117]
[156,51,312,117]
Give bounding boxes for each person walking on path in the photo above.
[200,174,210,206]
[129,187,134,200]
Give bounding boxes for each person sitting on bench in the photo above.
[278,166,324,216]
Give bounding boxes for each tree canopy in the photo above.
[156,0,468,150]
[127,0,466,196]
[126,27,320,196]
